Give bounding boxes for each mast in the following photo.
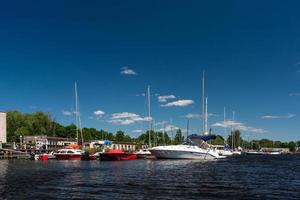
[147,85,152,147]
[75,82,84,146]
[232,111,235,150]
[205,97,208,135]
[75,82,79,144]
[186,118,190,140]
[163,123,166,145]
[224,107,226,138]
[202,72,205,135]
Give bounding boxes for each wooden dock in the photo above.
[0,148,30,159]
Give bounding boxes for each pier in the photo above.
[0,148,30,159]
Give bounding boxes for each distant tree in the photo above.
[174,129,184,145]
[211,135,224,145]
[227,130,242,148]
[288,141,296,152]
[115,131,125,142]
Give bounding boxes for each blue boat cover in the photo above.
[104,140,112,146]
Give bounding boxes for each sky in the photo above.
[0,0,300,141]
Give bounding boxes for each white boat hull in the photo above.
[149,145,223,160]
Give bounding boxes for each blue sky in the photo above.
[0,1,300,141]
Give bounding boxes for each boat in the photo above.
[100,149,138,161]
[149,135,226,160]
[135,149,152,159]
[53,148,83,160]
[150,73,226,160]
[246,150,281,155]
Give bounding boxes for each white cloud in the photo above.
[158,95,176,102]
[155,121,168,126]
[212,120,266,134]
[108,112,152,125]
[185,113,219,119]
[94,110,105,117]
[159,124,180,132]
[289,93,300,97]
[132,130,143,133]
[161,99,194,107]
[62,110,73,116]
[120,66,137,75]
[262,113,295,119]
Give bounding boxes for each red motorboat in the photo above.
[100,149,137,161]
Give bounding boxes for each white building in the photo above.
[0,112,7,144]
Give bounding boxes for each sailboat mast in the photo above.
[75,82,79,144]
[205,97,208,135]
[224,107,226,137]
[202,72,205,135]
[232,111,235,150]
[147,85,152,147]
[186,118,190,139]
[75,82,83,146]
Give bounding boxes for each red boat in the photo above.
[53,149,83,160]
[100,149,138,161]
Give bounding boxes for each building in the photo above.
[83,140,137,152]
[0,112,7,144]
[110,142,136,152]
[23,135,77,150]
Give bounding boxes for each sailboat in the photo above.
[54,82,84,160]
[136,85,153,158]
[149,72,225,160]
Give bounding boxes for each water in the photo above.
[0,155,299,200]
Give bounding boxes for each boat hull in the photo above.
[54,154,83,160]
[149,149,218,160]
[100,153,138,161]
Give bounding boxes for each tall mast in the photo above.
[186,118,190,140]
[202,71,205,135]
[147,85,152,147]
[75,82,83,146]
[205,97,208,135]
[75,82,79,144]
[224,107,226,138]
[232,111,235,149]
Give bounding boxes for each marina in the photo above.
[1,1,300,199]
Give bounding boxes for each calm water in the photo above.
[0,155,299,200]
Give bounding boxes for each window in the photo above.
[67,151,74,154]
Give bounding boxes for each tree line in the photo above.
[5,111,300,151]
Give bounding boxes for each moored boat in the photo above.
[135,149,152,159]
[53,149,83,160]
[100,149,138,161]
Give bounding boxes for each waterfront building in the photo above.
[0,112,7,144]
[83,140,137,152]
[23,135,77,150]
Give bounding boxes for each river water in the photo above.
[0,155,299,200]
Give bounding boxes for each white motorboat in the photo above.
[149,145,224,160]
[149,135,226,160]
[135,149,152,158]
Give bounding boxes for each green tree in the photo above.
[211,135,225,145]
[174,129,184,145]
[227,130,242,148]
